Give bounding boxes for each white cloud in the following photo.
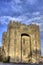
[27,16,42,22]
[9,0,22,13]
[0,0,23,16]
[0,16,29,25]
[0,14,43,32]
[32,12,40,16]
[27,0,38,5]
[0,15,42,24]
[13,0,21,4]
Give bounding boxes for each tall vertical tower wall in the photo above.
[28,24,41,63]
[2,21,41,63]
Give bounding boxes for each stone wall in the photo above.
[2,21,41,63]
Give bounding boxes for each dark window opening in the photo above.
[23,38,25,44]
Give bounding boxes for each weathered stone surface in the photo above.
[2,21,41,64]
[0,47,2,61]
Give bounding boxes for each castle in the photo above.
[2,21,41,63]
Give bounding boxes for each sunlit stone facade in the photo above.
[2,21,41,63]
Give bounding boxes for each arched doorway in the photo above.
[21,33,31,63]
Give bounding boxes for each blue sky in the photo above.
[0,0,43,56]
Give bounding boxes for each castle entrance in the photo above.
[21,34,31,63]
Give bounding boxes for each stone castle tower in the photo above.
[2,21,41,63]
